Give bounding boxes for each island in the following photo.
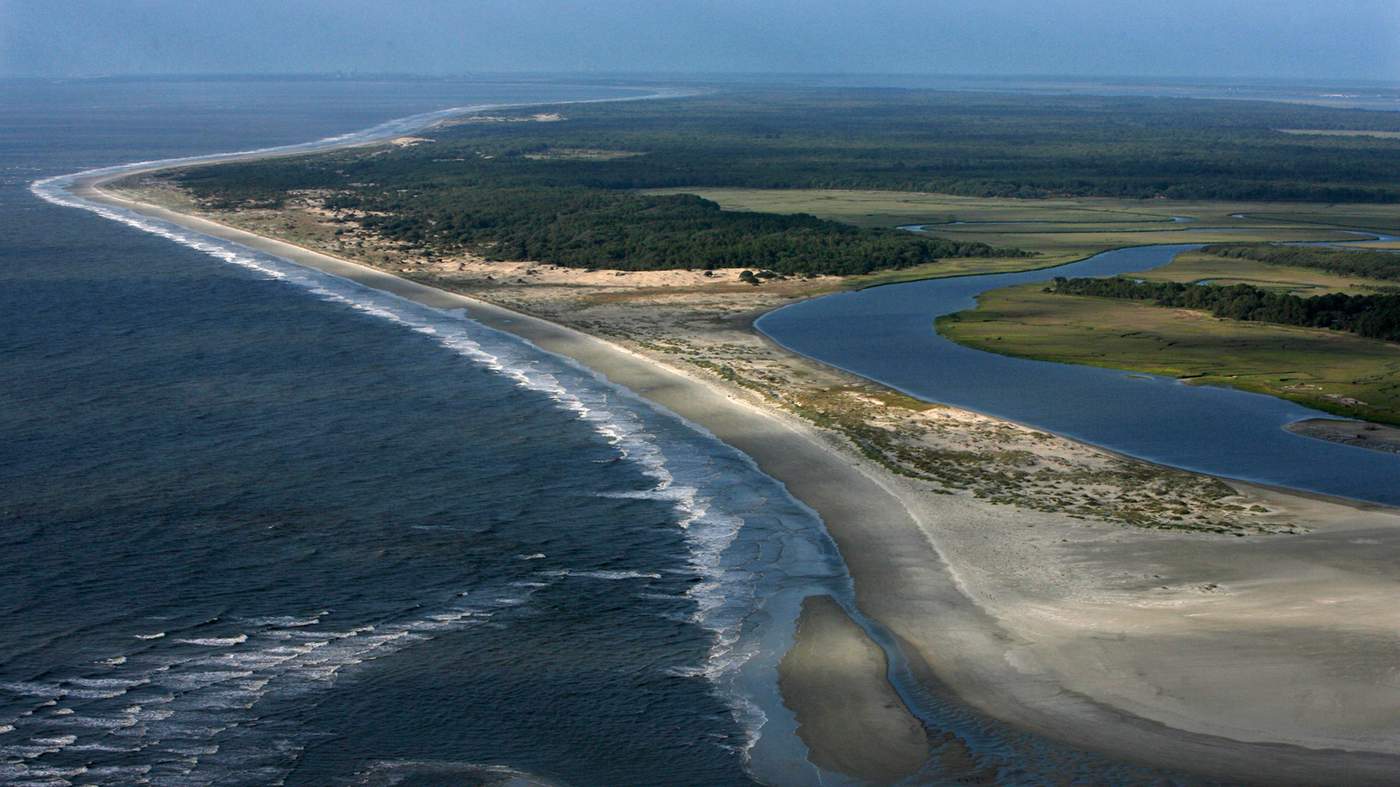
[941,244,1400,425]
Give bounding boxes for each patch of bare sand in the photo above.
[778,596,929,783]
[903,477,1400,756]
[1289,418,1400,454]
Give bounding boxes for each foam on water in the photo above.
[0,583,552,783]
[174,635,248,647]
[352,759,564,786]
[542,569,664,581]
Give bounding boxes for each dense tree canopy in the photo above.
[166,88,1400,273]
[325,187,1015,274]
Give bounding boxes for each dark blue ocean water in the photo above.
[1,78,862,786]
[759,244,1400,506]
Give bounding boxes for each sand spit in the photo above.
[1288,417,1400,454]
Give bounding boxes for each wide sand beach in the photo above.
[72,136,1400,784]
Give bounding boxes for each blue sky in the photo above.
[2,0,1396,80]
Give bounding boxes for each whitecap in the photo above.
[61,687,130,699]
[52,715,138,729]
[175,634,247,647]
[151,670,253,690]
[83,765,152,779]
[66,742,138,753]
[542,569,662,581]
[165,743,219,756]
[23,764,88,779]
[67,676,144,689]
[241,612,324,627]
[0,682,57,698]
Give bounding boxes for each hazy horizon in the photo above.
[3,0,1396,82]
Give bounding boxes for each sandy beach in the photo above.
[75,162,1400,784]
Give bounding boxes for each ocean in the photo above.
[1,78,853,785]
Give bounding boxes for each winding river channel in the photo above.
[757,243,1400,506]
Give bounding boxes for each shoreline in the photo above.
[65,146,1400,782]
[1286,418,1400,455]
[758,307,1400,512]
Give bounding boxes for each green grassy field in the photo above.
[938,253,1400,424]
[652,189,1388,281]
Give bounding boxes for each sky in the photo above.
[2,0,1397,82]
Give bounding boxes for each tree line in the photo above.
[326,187,1021,274]
[400,89,1400,203]
[1048,277,1400,342]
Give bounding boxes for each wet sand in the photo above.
[76,172,1400,785]
[1288,418,1400,454]
[778,596,928,782]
